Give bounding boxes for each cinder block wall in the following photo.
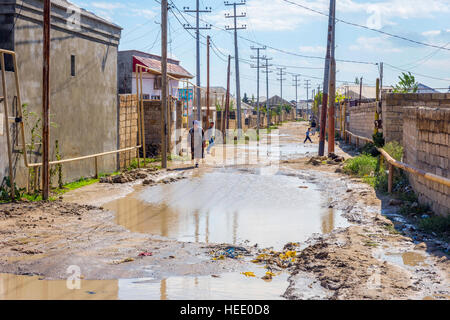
[347,102,377,140]
[118,94,138,169]
[403,107,449,216]
[382,93,450,143]
[142,99,181,157]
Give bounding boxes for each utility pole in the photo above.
[318,0,335,156]
[206,35,210,122]
[250,46,266,135]
[304,79,311,118]
[161,0,168,169]
[359,77,363,105]
[225,0,246,132]
[328,0,336,154]
[184,2,211,122]
[42,0,50,200]
[317,85,321,120]
[261,57,273,127]
[292,75,301,113]
[276,67,286,105]
[225,55,231,133]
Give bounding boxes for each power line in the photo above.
[384,63,450,82]
[179,3,376,65]
[282,0,450,52]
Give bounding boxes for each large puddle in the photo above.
[0,268,288,300]
[104,168,349,249]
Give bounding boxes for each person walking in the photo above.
[188,120,205,168]
[304,127,313,143]
[205,121,215,154]
[310,118,317,135]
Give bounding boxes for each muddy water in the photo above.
[104,168,348,249]
[0,269,288,300]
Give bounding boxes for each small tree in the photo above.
[242,93,249,103]
[393,72,418,93]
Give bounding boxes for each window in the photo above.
[70,55,76,76]
[154,76,162,90]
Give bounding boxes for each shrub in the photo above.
[343,155,378,177]
[383,141,403,161]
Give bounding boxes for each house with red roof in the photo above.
[117,50,193,100]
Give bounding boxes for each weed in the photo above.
[343,155,378,177]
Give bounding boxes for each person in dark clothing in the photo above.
[188,120,205,168]
[304,127,313,143]
[205,121,215,154]
[310,118,317,135]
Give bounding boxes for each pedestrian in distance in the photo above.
[310,118,317,135]
[304,127,313,143]
[188,120,205,168]
[205,121,215,154]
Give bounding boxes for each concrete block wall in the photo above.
[347,102,377,140]
[382,93,450,143]
[142,98,181,157]
[403,107,449,216]
[118,94,138,169]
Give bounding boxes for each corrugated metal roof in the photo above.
[133,56,193,79]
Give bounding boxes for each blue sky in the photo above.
[72,0,450,100]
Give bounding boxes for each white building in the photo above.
[118,50,193,99]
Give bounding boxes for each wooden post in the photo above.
[42,0,51,200]
[161,0,168,169]
[139,68,146,163]
[359,77,363,106]
[0,53,15,199]
[135,66,142,167]
[224,55,231,140]
[388,163,393,193]
[94,156,98,179]
[206,35,210,122]
[375,78,380,134]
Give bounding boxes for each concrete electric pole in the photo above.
[328,0,336,154]
[225,0,246,133]
[42,0,50,200]
[261,57,273,127]
[292,74,301,115]
[318,0,335,156]
[183,2,211,122]
[277,67,286,106]
[250,46,266,135]
[161,0,168,168]
[304,79,311,118]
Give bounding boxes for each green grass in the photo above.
[343,154,378,177]
[383,141,403,161]
[418,215,450,238]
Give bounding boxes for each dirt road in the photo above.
[0,121,448,300]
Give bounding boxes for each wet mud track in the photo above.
[0,121,448,300]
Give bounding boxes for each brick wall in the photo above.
[118,94,138,169]
[382,93,450,143]
[347,102,377,141]
[403,107,449,216]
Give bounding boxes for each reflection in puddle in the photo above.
[0,270,287,300]
[119,271,288,300]
[105,169,348,249]
[0,273,118,300]
[379,251,428,267]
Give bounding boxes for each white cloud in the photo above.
[91,2,124,11]
[299,46,326,54]
[130,9,156,19]
[349,36,403,53]
[422,30,442,37]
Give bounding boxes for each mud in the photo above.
[0,120,448,300]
